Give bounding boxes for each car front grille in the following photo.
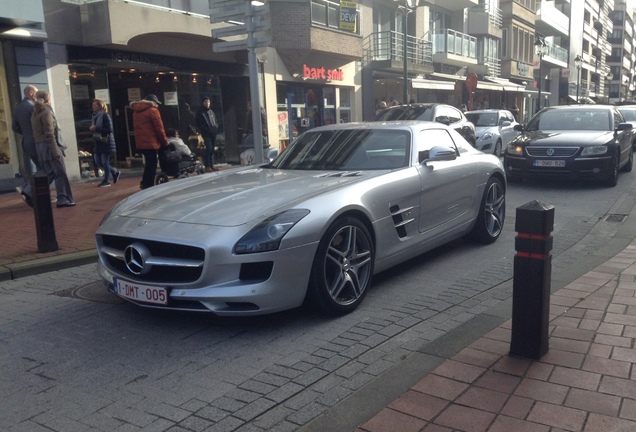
[526,146,579,157]
[98,234,205,283]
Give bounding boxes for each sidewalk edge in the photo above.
[0,249,98,282]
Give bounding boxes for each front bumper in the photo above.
[504,154,614,180]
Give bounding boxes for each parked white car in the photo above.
[465,109,520,156]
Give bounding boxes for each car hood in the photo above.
[112,167,378,227]
[516,130,614,146]
[475,126,498,135]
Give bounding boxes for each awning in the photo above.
[411,78,455,91]
[429,72,465,82]
[476,81,505,91]
[484,76,526,92]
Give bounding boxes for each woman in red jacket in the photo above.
[131,94,168,189]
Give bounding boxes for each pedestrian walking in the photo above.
[12,84,40,196]
[22,89,75,208]
[90,99,120,187]
[131,94,168,189]
[195,95,218,172]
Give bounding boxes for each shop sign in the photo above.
[278,112,289,140]
[95,89,110,104]
[164,91,178,106]
[339,1,357,32]
[128,88,141,102]
[303,64,344,81]
[71,85,89,100]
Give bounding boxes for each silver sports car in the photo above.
[96,121,506,316]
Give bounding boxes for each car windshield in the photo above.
[526,109,611,131]
[618,108,636,121]
[373,106,434,121]
[465,112,498,126]
[270,129,411,170]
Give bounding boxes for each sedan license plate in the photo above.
[113,277,168,305]
[533,159,565,167]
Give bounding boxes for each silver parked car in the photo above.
[465,109,520,156]
[96,121,506,316]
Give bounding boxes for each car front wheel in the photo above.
[604,154,619,187]
[470,177,505,243]
[306,217,374,315]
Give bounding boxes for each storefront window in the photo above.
[339,87,351,123]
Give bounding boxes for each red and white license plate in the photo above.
[534,159,565,167]
[113,277,168,305]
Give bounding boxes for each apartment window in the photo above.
[513,0,536,11]
[502,28,508,58]
[311,0,360,34]
[611,29,623,39]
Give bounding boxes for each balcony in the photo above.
[467,4,503,39]
[430,29,478,67]
[363,31,433,75]
[541,41,568,68]
[421,0,478,11]
[535,1,569,37]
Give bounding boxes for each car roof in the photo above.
[543,104,615,111]
[310,120,452,132]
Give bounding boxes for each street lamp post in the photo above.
[606,72,613,102]
[534,37,547,112]
[575,55,583,104]
[395,0,415,104]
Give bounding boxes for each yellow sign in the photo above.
[339,1,357,32]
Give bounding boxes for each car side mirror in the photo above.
[422,145,457,164]
[434,116,451,126]
[501,120,511,127]
[514,124,524,132]
[617,122,633,131]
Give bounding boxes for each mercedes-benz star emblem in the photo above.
[124,243,152,275]
[546,148,555,156]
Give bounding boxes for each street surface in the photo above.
[2,173,636,432]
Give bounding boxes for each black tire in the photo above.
[604,154,619,187]
[494,140,502,157]
[306,217,374,315]
[621,147,633,173]
[470,177,505,244]
[155,173,169,185]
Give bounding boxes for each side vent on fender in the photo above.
[389,205,415,238]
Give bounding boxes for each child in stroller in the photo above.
[155,128,205,185]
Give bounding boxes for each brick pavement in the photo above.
[0,173,142,269]
[355,242,636,432]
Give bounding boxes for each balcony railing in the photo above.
[482,56,501,77]
[364,31,433,67]
[469,3,503,28]
[430,29,477,59]
[544,42,568,64]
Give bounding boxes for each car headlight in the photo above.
[481,132,494,140]
[580,145,608,156]
[505,143,523,155]
[235,209,310,254]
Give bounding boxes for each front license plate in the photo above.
[113,277,168,305]
[533,159,565,167]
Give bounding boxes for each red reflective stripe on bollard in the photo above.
[516,251,550,259]
[517,232,550,240]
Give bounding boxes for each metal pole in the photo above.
[246,0,264,164]
[402,4,408,105]
[537,55,542,112]
[576,66,580,103]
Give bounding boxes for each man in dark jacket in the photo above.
[195,95,218,172]
[12,85,40,191]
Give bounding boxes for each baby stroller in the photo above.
[155,144,205,185]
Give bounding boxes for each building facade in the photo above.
[2,0,634,187]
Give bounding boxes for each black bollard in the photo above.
[32,174,59,253]
[510,200,554,360]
